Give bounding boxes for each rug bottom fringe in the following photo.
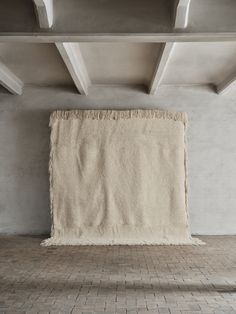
[41,237,204,246]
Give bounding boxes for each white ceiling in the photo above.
[1,42,236,91]
[1,1,236,95]
[187,0,236,32]
[1,0,236,33]
[0,43,73,85]
[162,42,236,85]
[0,0,173,33]
[79,43,161,85]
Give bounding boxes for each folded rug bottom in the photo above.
[42,109,204,246]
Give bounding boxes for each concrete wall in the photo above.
[0,84,236,235]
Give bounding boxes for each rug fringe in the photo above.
[49,109,187,127]
[41,237,205,246]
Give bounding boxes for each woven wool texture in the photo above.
[42,109,202,246]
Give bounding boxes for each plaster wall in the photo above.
[0,84,236,235]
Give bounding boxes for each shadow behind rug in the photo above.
[42,109,202,246]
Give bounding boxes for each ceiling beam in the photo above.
[1,33,236,43]
[56,43,90,95]
[149,43,174,95]
[0,61,23,95]
[33,0,53,28]
[216,72,236,95]
[149,1,191,95]
[174,0,191,29]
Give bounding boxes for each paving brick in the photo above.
[1,236,236,314]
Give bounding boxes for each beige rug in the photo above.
[42,109,202,246]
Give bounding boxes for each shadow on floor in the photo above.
[1,277,236,294]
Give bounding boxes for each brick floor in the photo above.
[0,236,236,313]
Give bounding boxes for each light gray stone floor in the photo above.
[0,236,236,314]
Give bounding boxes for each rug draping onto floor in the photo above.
[42,109,202,246]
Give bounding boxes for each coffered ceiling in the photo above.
[0,0,236,96]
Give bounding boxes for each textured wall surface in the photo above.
[0,84,236,235]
